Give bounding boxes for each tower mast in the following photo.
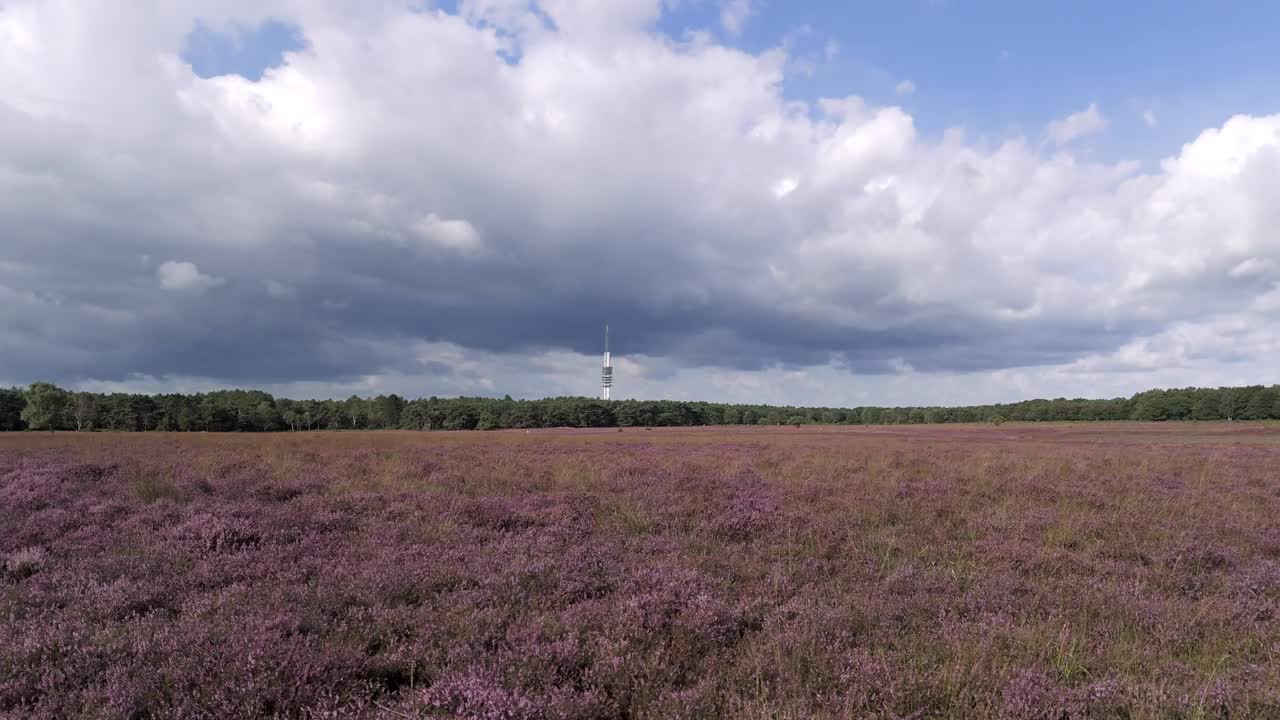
[601,325,613,401]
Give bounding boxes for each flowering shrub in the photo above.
[2,424,1279,717]
[3,546,47,580]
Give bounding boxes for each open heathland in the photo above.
[2,424,1279,718]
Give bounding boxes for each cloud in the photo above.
[1227,257,1274,279]
[157,261,224,292]
[264,279,296,298]
[1046,103,1108,146]
[64,322,1280,408]
[413,214,483,253]
[720,0,755,36]
[894,79,915,97]
[0,2,1279,405]
[1143,109,1157,128]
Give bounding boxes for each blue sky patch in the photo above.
[182,19,307,82]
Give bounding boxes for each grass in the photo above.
[124,465,189,503]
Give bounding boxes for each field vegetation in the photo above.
[3,425,1279,718]
[4,383,1280,433]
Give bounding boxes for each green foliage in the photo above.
[0,388,26,431]
[20,382,68,432]
[1,382,1278,432]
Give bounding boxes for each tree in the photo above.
[1191,392,1222,421]
[276,399,298,431]
[476,410,500,431]
[21,382,69,433]
[344,395,365,429]
[71,392,98,431]
[254,401,282,431]
[371,394,406,429]
[1220,389,1242,422]
[0,388,26,431]
[6,382,1280,435]
[1243,387,1277,420]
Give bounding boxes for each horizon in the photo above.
[9,378,1280,412]
[4,1,1280,406]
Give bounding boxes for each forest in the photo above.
[3,382,1280,432]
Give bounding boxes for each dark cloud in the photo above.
[1,1,1279,403]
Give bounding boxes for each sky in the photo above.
[2,0,1280,407]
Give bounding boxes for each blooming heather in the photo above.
[1,424,1279,718]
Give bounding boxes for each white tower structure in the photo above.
[601,325,613,401]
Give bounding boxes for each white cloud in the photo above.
[157,261,224,292]
[1229,257,1274,278]
[1,2,1279,403]
[1253,285,1280,313]
[1046,103,1108,146]
[889,357,915,375]
[413,214,482,253]
[720,0,755,36]
[894,79,915,97]
[771,176,799,199]
[1143,109,1157,128]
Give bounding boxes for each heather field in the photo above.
[2,425,1279,719]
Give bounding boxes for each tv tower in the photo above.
[601,325,613,401]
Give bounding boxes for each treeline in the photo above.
[3,382,1280,432]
